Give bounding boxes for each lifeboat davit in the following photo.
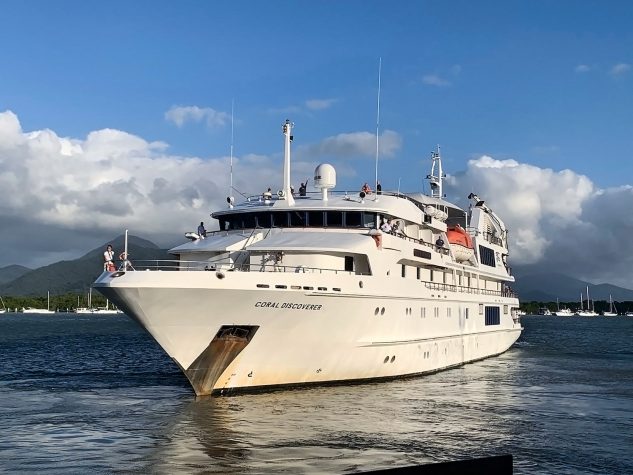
[447,225,475,263]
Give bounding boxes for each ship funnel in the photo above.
[314,163,336,201]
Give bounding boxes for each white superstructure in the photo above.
[94,120,522,396]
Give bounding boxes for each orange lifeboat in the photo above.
[446,225,475,263]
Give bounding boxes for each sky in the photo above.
[1,1,633,286]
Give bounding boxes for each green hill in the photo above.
[0,264,32,285]
[0,235,172,296]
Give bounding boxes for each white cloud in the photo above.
[575,64,591,73]
[445,155,633,287]
[296,130,402,160]
[305,98,338,111]
[422,74,450,87]
[165,105,230,128]
[610,63,631,76]
[0,110,281,267]
[267,105,303,115]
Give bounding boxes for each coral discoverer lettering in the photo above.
[255,301,322,311]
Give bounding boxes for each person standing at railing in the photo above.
[197,222,207,239]
[103,244,115,272]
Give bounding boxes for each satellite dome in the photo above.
[314,163,336,189]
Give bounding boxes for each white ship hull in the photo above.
[95,269,521,395]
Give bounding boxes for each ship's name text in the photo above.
[255,301,322,311]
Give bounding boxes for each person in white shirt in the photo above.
[103,244,115,271]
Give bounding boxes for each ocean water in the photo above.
[0,314,632,474]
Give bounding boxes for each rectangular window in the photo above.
[414,248,432,259]
[289,211,306,227]
[344,256,354,272]
[503,305,508,315]
[421,307,426,318]
[465,308,469,319]
[243,213,257,228]
[479,304,484,315]
[434,307,439,318]
[447,307,452,317]
[255,212,272,228]
[485,306,500,325]
[326,211,343,227]
[416,267,421,280]
[307,211,324,227]
[362,212,376,228]
[272,211,288,227]
[430,269,434,282]
[479,245,496,267]
[345,212,362,227]
[401,264,406,278]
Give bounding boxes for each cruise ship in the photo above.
[94,120,522,396]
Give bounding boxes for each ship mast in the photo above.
[282,119,295,206]
[426,145,444,198]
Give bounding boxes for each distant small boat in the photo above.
[22,291,55,314]
[553,308,574,317]
[0,296,6,314]
[537,307,552,316]
[553,298,573,316]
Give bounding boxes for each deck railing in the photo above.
[113,259,516,297]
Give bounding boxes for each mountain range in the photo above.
[512,269,633,302]
[2,236,633,302]
[0,235,171,296]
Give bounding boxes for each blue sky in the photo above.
[1,1,633,284]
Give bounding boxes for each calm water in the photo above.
[0,314,632,474]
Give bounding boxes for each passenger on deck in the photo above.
[197,222,207,238]
[263,188,273,200]
[380,219,392,233]
[103,244,115,271]
[376,181,382,194]
[299,179,308,196]
[361,182,372,194]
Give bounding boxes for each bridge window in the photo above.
[289,211,306,227]
[345,212,362,227]
[308,211,324,227]
[326,211,343,227]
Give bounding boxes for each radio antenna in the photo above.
[229,99,235,196]
[228,99,235,208]
[374,57,381,199]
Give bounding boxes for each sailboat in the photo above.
[603,294,618,316]
[575,286,598,316]
[0,296,7,314]
[75,289,94,313]
[22,291,55,314]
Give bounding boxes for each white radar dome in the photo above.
[314,163,336,189]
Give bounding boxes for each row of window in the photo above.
[216,211,377,231]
